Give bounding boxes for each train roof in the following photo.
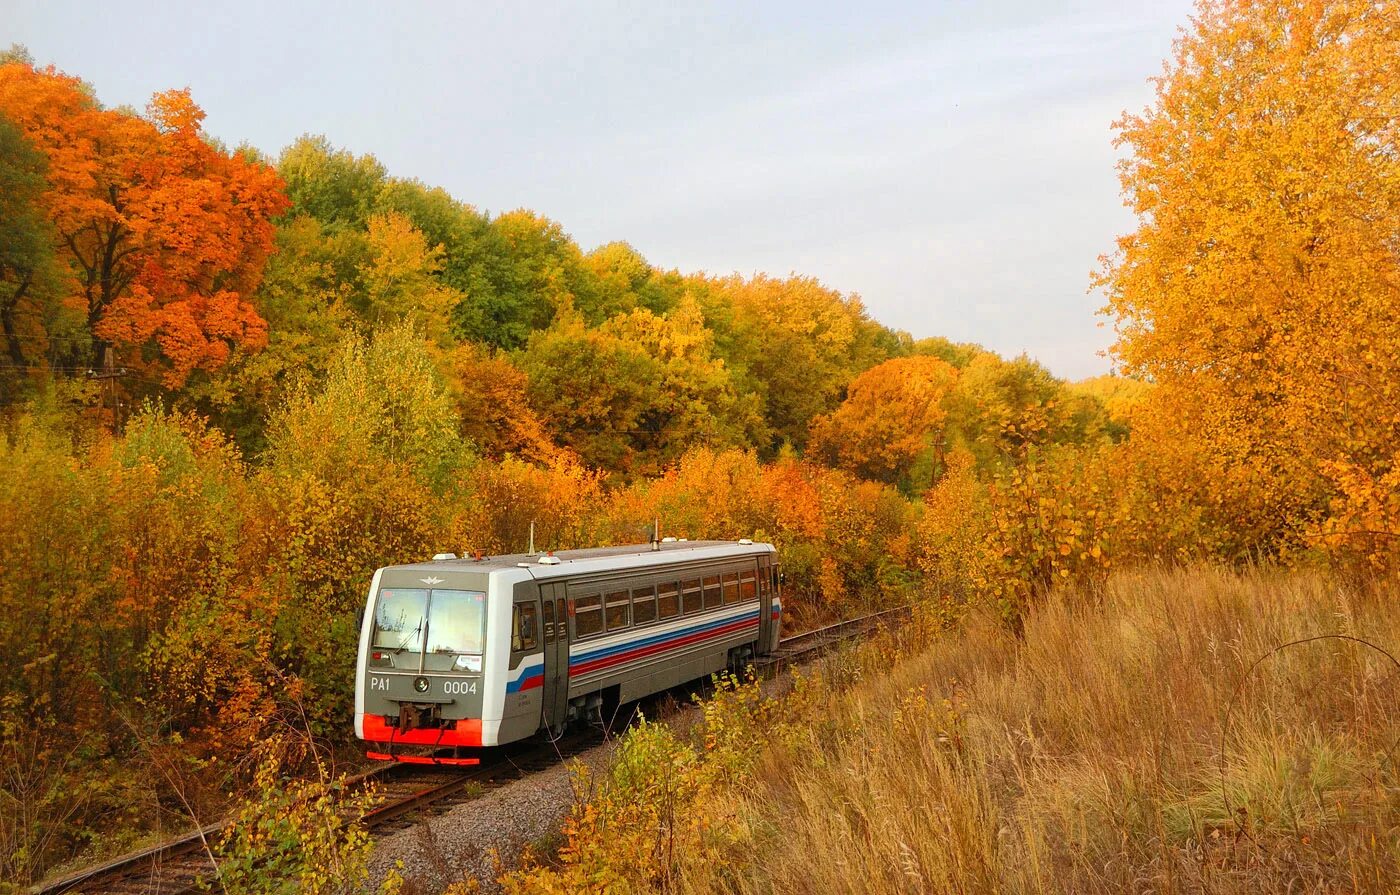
[386,539,774,578]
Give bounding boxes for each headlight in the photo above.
[413,676,429,693]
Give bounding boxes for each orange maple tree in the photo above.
[0,63,288,386]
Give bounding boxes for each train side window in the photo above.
[605,589,630,631]
[574,594,603,638]
[512,603,538,651]
[657,581,680,619]
[703,575,722,609]
[740,570,757,601]
[681,578,702,614]
[542,601,556,643]
[721,572,739,605]
[633,584,657,625]
[756,566,768,598]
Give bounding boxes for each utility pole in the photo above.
[87,345,128,431]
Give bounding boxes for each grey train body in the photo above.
[354,540,782,756]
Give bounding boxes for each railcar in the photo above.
[354,539,781,765]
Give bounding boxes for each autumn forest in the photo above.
[2,0,1400,891]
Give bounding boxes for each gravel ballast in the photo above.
[366,670,802,893]
[366,740,615,894]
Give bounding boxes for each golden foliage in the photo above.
[447,342,561,463]
[1097,0,1400,559]
[809,355,957,484]
[694,273,891,451]
[12,3,1400,880]
[502,718,709,894]
[517,301,763,475]
[502,674,775,895]
[455,454,603,555]
[357,211,463,342]
[593,447,919,623]
[1067,374,1150,437]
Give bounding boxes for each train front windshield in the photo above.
[372,588,487,658]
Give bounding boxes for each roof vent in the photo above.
[517,562,532,568]
[738,538,753,545]
[662,536,678,543]
[538,551,561,565]
[678,538,689,542]
[432,552,458,561]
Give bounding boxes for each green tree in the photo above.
[0,111,71,380]
[182,215,357,452]
[376,178,496,319]
[257,325,469,723]
[278,135,387,228]
[516,310,665,472]
[517,301,762,474]
[267,322,467,488]
[694,273,895,452]
[452,210,602,349]
[944,353,1107,471]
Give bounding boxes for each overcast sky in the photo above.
[7,1,1192,379]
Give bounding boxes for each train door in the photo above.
[766,560,782,651]
[540,582,570,731]
[756,556,772,652]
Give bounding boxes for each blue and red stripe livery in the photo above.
[506,660,544,693]
[570,607,761,677]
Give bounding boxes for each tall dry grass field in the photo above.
[668,567,1399,894]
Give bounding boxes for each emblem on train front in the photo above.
[420,576,444,585]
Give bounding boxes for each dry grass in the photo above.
[676,565,1400,894]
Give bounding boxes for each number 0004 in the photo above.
[443,680,477,695]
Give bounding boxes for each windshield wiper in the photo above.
[390,623,423,653]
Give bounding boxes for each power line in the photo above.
[0,362,171,390]
[0,330,95,345]
[0,363,101,372]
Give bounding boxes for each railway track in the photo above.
[29,605,906,895]
[756,604,910,672]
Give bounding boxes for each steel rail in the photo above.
[759,604,911,670]
[26,740,574,895]
[28,763,400,895]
